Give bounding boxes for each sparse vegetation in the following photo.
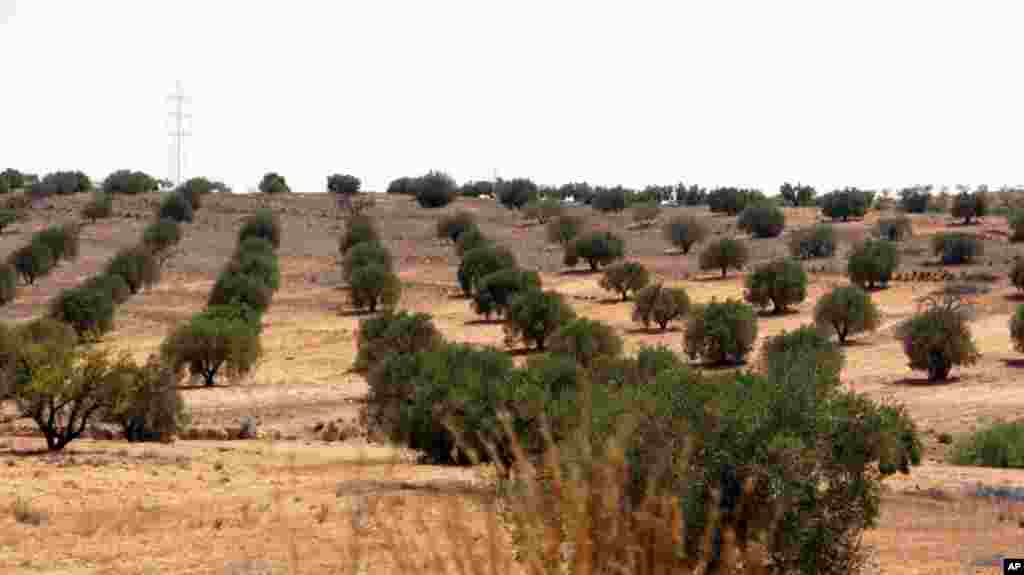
[522,197,564,224]
[455,226,493,257]
[1009,209,1024,242]
[814,285,882,344]
[699,237,749,278]
[630,202,660,226]
[684,298,758,365]
[662,214,708,254]
[744,258,808,314]
[598,261,650,301]
[104,355,187,442]
[632,283,690,331]
[848,239,899,289]
[0,263,16,304]
[564,231,624,271]
[788,224,836,259]
[350,264,402,313]
[1011,304,1024,353]
[33,224,80,263]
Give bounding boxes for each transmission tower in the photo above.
[167,80,192,186]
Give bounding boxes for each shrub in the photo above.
[1012,305,1024,353]
[662,214,708,254]
[102,170,157,195]
[814,285,881,344]
[158,192,193,223]
[951,190,988,224]
[141,219,182,263]
[339,213,381,255]
[436,211,477,244]
[472,268,541,319]
[1009,209,1024,242]
[504,289,576,350]
[1012,257,1024,292]
[81,191,113,223]
[457,244,516,295]
[161,305,263,386]
[779,182,816,206]
[455,227,492,257]
[522,198,564,224]
[414,171,457,208]
[105,355,186,442]
[0,263,15,304]
[875,216,913,242]
[0,208,19,233]
[0,168,25,191]
[105,246,160,294]
[0,176,7,195]
[82,273,131,305]
[744,258,808,314]
[258,172,290,194]
[897,295,980,381]
[564,231,624,271]
[546,214,585,246]
[761,324,844,385]
[788,224,836,259]
[631,202,661,225]
[548,318,623,368]
[707,187,762,215]
[235,236,275,258]
[821,187,870,221]
[238,208,281,249]
[177,177,211,210]
[208,270,273,314]
[847,239,899,289]
[34,224,80,263]
[598,261,650,301]
[496,178,538,210]
[459,181,493,198]
[41,171,92,195]
[49,286,116,338]
[931,232,983,265]
[386,177,414,196]
[9,242,54,285]
[632,284,690,331]
[327,174,361,195]
[898,186,932,213]
[737,202,785,238]
[951,421,1024,468]
[684,299,758,365]
[699,237,749,278]
[353,311,443,373]
[350,264,402,313]
[227,248,281,292]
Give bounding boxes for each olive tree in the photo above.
[663,214,709,254]
[814,285,882,344]
[160,305,263,387]
[598,261,650,301]
[632,284,691,331]
[744,259,808,314]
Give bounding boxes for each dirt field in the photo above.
[2,192,1024,574]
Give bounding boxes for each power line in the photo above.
[167,80,192,186]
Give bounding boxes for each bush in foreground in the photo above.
[950,421,1024,469]
[788,224,836,259]
[82,273,131,305]
[760,324,844,385]
[548,317,623,368]
[598,261,649,301]
[161,305,263,387]
[814,284,881,344]
[353,311,443,374]
[847,239,898,289]
[632,284,690,331]
[455,227,492,257]
[662,214,708,254]
[339,214,380,255]
[744,258,808,314]
[226,248,281,292]
[699,237,749,278]
[504,289,576,351]
[105,355,187,442]
[564,231,624,271]
[684,299,758,365]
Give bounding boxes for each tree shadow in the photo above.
[691,360,748,371]
[559,268,597,276]
[447,293,470,300]
[691,274,733,283]
[464,318,504,326]
[508,347,539,358]
[598,297,625,305]
[1001,359,1024,369]
[337,308,375,318]
[838,339,874,348]
[624,326,678,335]
[757,308,802,318]
[1004,293,1024,302]
[177,382,243,391]
[888,376,960,386]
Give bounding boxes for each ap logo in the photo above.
[1006,558,1024,574]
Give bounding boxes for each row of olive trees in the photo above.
[339,213,402,313]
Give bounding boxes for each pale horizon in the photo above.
[2,0,1023,195]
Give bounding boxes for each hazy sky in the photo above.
[1,1,1022,194]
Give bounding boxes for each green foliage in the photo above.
[564,231,624,271]
[9,241,54,285]
[386,177,415,195]
[1009,209,1024,242]
[699,237,749,278]
[161,305,263,386]
[847,239,899,289]
[632,283,690,331]
[897,298,980,381]
[177,177,212,210]
[158,192,193,223]
[413,171,457,208]
[455,227,493,257]
[457,244,516,295]
[49,286,116,338]
[82,273,131,305]
[81,191,113,223]
[327,174,361,195]
[707,187,763,215]
[0,263,15,304]
[227,248,281,292]
[105,246,160,295]
[354,310,443,373]
[898,186,932,213]
[591,187,628,213]
[496,178,538,210]
[744,258,808,314]
[1011,305,1024,353]
[950,420,1024,469]
[435,210,477,243]
[207,270,272,314]
[238,208,281,249]
[459,181,493,198]
[522,198,564,224]
[33,224,80,263]
[737,202,785,238]
[788,224,836,259]
[875,216,913,241]
[684,299,758,365]
[258,172,290,194]
[951,190,988,224]
[339,213,381,255]
[350,264,402,313]
[760,324,844,387]
[504,289,576,350]
[662,214,708,254]
[0,168,25,191]
[598,261,650,301]
[141,218,182,262]
[546,214,585,246]
[548,318,623,368]
[104,355,186,442]
[472,268,541,319]
[814,285,881,344]
[0,208,19,233]
[779,182,816,206]
[821,187,871,221]
[931,232,983,265]
[40,171,92,195]
[102,170,157,195]
[342,241,393,284]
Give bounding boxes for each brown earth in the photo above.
[1,192,1024,574]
